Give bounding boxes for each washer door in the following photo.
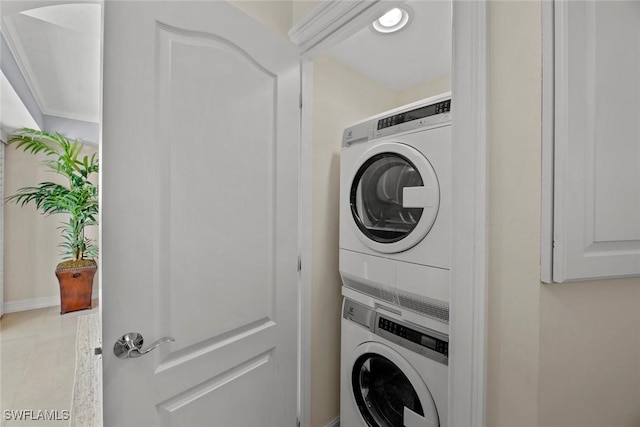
[350,142,440,254]
[351,342,439,427]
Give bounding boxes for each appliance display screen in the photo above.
[405,105,437,122]
[377,99,451,130]
[378,317,448,356]
[420,335,437,349]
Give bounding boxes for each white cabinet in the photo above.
[543,1,640,283]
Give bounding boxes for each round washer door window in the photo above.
[350,143,440,254]
[351,350,439,427]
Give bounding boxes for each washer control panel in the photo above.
[376,315,448,365]
[343,298,375,331]
[342,298,449,366]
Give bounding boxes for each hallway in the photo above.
[1,304,98,426]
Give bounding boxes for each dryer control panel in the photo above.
[342,94,452,147]
[373,98,451,139]
[377,99,451,130]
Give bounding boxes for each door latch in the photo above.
[113,332,174,359]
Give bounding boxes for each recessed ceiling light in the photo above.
[372,7,410,34]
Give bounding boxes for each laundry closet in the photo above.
[303,2,453,426]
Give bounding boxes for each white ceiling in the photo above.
[327,0,451,91]
[1,69,40,139]
[0,0,448,133]
[2,3,101,123]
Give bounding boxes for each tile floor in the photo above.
[0,303,99,427]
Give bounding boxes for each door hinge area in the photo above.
[297,418,300,427]
[297,255,302,272]
[299,92,302,109]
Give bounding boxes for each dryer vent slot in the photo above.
[343,278,450,323]
[343,278,398,306]
[397,291,449,323]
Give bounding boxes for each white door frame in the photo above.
[290,1,488,426]
[0,142,4,318]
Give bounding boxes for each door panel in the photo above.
[158,24,277,351]
[156,351,274,427]
[551,1,640,281]
[102,2,300,425]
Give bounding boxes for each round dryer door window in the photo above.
[352,353,438,427]
[350,142,440,253]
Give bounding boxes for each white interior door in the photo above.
[101,2,300,425]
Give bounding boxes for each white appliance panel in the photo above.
[341,297,448,427]
[339,94,452,323]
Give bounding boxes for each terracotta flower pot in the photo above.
[55,264,97,314]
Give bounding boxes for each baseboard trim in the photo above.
[324,416,340,427]
[3,290,99,314]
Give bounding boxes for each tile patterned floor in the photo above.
[1,303,99,427]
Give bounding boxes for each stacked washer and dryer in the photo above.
[339,93,452,427]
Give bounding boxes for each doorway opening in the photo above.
[296,1,452,425]
[0,2,103,424]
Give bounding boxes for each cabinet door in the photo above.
[547,1,640,282]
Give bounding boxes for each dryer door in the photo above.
[351,342,439,427]
[350,142,440,254]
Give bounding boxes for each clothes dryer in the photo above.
[340,93,451,327]
[341,297,448,427]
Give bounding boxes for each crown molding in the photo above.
[288,0,403,57]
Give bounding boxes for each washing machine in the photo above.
[339,93,452,328]
[341,297,448,427]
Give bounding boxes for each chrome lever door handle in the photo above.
[113,332,174,359]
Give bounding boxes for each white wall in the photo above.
[230,0,293,38]
[538,279,640,426]
[486,2,541,424]
[5,147,59,304]
[310,54,402,427]
[292,1,320,28]
[487,2,640,426]
[396,74,451,106]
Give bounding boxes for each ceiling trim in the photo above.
[1,32,98,144]
[1,5,100,123]
[288,0,404,57]
[43,114,99,145]
[0,0,101,18]
[0,17,48,118]
[0,25,47,123]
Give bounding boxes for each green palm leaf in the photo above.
[6,128,99,262]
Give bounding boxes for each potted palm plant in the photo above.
[6,128,99,314]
